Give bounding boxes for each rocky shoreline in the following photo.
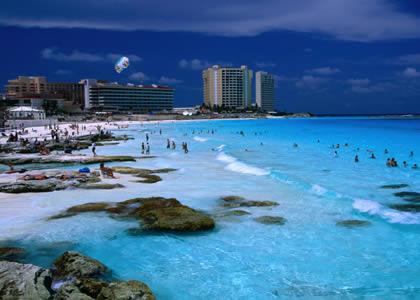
[0,250,155,299]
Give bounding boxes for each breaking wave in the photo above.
[216,152,270,176]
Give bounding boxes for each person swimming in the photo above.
[355,155,359,163]
[384,149,389,154]
[403,161,408,167]
[370,153,376,159]
[413,164,418,169]
[409,151,414,157]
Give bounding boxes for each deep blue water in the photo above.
[1,117,420,299]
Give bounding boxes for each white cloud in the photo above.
[346,78,370,86]
[179,59,232,70]
[129,72,149,81]
[158,76,183,84]
[42,47,142,63]
[348,80,393,93]
[3,0,420,41]
[306,67,341,75]
[401,67,420,78]
[255,61,277,69]
[295,75,327,89]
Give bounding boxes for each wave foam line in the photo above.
[216,152,270,176]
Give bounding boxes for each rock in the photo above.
[393,191,420,203]
[0,179,67,194]
[54,284,94,300]
[389,203,420,212]
[223,200,279,208]
[78,183,125,190]
[336,219,371,228]
[49,197,216,233]
[150,168,177,174]
[254,216,286,225]
[221,196,245,202]
[53,251,107,279]
[67,203,110,214]
[0,246,25,261]
[380,184,409,189]
[111,166,146,175]
[0,261,53,299]
[97,280,155,300]
[134,174,162,184]
[0,155,136,166]
[76,278,109,299]
[223,210,251,216]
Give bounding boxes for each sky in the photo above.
[1,0,420,114]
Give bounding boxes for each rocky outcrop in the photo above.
[50,197,215,233]
[53,251,107,279]
[0,251,156,299]
[336,219,371,228]
[78,183,125,190]
[0,154,137,166]
[97,281,155,300]
[254,216,286,225]
[0,179,67,193]
[112,166,177,184]
[0,261,53,299]
[221,196,246,202]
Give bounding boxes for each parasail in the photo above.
[115,56,130,73]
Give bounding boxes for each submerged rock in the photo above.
[97,280,155,300]
[53,251,107,279]
[0,246,25,261]
[222,210,251,216]
[0,261,53,299]
[221,195,246,202]
[51,197,215,233]
[389,203,420,212]
[254,216,286,225]
[112,166,177,184]
[380,184,409,189]
[393,191,420,203]
[223,200,279,208]
[336,219,371,228]
[78,183,125,190]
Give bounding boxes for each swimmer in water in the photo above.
[370,153,376,159]
[355,155,359,163]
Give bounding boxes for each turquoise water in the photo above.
[2,117,420,299]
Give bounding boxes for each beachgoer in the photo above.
[99,163,116,178]
[355,155,359,163]
[386,158,391,167]
[384,149,389,154]
[167,139,170,149]
[403,161,408,167]
[92,143,97,157]
[370,153,376,159]
[409,151,414,157]
[413,164,418,169]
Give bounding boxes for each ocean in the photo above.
[1,117,420,299]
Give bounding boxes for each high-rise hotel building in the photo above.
[256,71,275,111]
[202,65,253,109]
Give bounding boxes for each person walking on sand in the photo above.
[92,143,97,157]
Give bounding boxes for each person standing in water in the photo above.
[92,143,97,157]
[355,155,359,162]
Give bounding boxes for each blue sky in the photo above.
[1,0,420,114]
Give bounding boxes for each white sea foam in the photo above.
[193,136,208,142]
[352,199,382,215]
[216,144,226,151]
[311,184,328,196]
[353,198,420,224]
[216,152,270,176]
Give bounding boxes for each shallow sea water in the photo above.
[1,117,420,299]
